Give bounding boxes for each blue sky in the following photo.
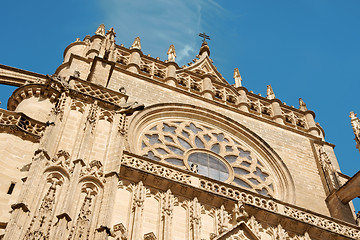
[1,1,360,209]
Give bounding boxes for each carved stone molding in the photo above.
[0,109,46,142]
[284,206,360,239]
[121,153,192,184]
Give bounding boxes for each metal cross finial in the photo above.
[199,32,210,42]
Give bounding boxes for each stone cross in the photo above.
[199,32,210,42]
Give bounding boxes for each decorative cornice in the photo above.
[121,152,360,239]
[0,109,46,142]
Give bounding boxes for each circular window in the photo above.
[188,152,229,182]
[137,119,276,197]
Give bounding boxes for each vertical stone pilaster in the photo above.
[158,189,177,240]
[51,159,85,239]
[94,173,119,239]
[128,181,148,240]
[75,102,99,164]
[3,149,50,240]
[188,198,202,240]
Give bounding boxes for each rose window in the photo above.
[139,120,274,197]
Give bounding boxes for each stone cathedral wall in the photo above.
[103,69,330,215]
[0,25,358,239]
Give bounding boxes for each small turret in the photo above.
[350,112,360,152]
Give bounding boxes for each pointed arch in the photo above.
[128,103,295,203]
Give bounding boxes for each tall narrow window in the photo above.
[7,182,15,195]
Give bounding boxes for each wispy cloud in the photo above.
[97,0,224,65]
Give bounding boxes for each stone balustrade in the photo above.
[0,109,46,141]
[121,152,360,239]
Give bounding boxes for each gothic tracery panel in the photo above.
[138,120,274,197]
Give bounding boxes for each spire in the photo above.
[167,44,176,62]
[350,112,360,143]
[131,37,141,50]
[95,24,105,37]
[299,98,307,111]
[233,68,242,87]
[198,32,211,57]
[106,27,116,40]
[266,85,275,100]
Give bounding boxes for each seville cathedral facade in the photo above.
[1,24,360,239]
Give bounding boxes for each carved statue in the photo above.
[299,98,307,111]
[46,74,70,90]
[266,85,275,100]
[319,146,339,192]
[95,24,105,36]
[118,101,145,116]
[356,211,360,226]
[131,37,141,50]
[233,68,242,88]
[233,200,248,222]
[190,163,198,173]
[167,44,176,62]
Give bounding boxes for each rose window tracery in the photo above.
[139,120,274,197]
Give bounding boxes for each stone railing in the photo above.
[139,57,167,80]
[0,109,46,141]
[83,41,318,137]
[199,178,360,239]
[283,206,360,239]
[172,71,316,135]
[199,179,277,212]
[121,153,192,184]
[121,153,360,239]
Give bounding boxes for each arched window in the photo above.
[138,120,274,197]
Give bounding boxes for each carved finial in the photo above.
[167,44,176,62]
[350,112,360,144]
[95,24,105,37]
[234,68,242,88]
[298,98,307,111]
[106,27,116,40]
[131,37,141,50]
[266,85,275,100]
[350,111,358,120]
